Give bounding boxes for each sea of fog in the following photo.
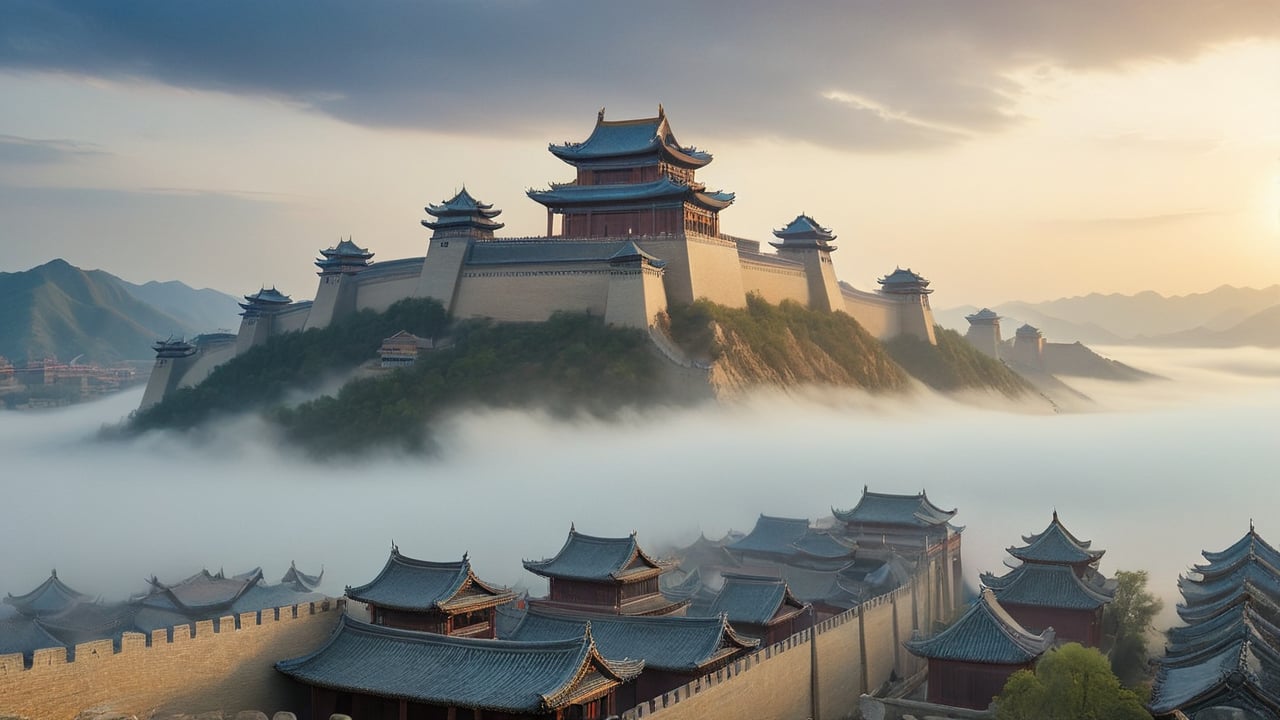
[1,345,1277,632]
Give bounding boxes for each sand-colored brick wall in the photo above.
[453,266,612,322]
[842,288,897,339]
[739,260,810,306]
[0,601,341,719]
[356,274,419,314]
[622,580,928,720]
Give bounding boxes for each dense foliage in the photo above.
[1103,569,1164,687]
[130,298,449,431]
[273,312,667,454]
[666,295,909,390]
[995,643,1151,720]
[885,326,1031,397]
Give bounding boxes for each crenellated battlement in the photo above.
[0,599,343,718]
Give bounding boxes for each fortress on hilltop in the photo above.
[141,106,939,410]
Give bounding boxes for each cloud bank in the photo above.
[0,345,1276,633]
[2,1,1277,150]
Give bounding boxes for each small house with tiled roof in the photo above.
[981,512,1114,647]
[524,527,686,617]
[504,606,758,706]
[983,562,1112,646]
[693,573,810,645]
[904,588,1054,710]
[276,615,644,720]
[346,548,515,638]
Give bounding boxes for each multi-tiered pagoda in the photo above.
[980,511,1114,647]
[528,106,734,239]
[315,238,373,276]
[423,187,505,241]
[1149,525,1280,718]
[345,548,515,638]
[523,527,686,617]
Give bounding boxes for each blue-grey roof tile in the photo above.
[524,529,665,582]
[833,487,956,528]
[347,550,511,612]
[1006,512,1104,566]
[697,574,807,627]
[986,563,1112,610]
[904,589,1053,665]
[505,608,757,672]
[276,615,643,713]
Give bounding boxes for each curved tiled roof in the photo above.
[1166,601,1280,655]
[727,515,808,555]
[1179,556,1280,607]
[280,561,324,592]
[505,608,757,672]
[700,574,807,627]
[548,107,712,168]
[1148,638,1280,716]
[0,616,64,657]
[346,550,512,613]
[833,487,957,528]
[527,177,735,211]
[276,615,644,713]
[4,571,91,617]
[1007,512,1104,566]
[966,308,1000,322]
[1177,580,1280,625]
[142,569,262,614]
[904,589,1054,665]
[1196,526,1280,576]
[876,268,932,294]
[524,528,667,582]
[985,563,1113,610]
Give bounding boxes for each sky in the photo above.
[1,345,1277,633]
[1,1,1278,306]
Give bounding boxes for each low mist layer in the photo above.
[1,345,1276,633]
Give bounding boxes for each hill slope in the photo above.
[0,260,240,364]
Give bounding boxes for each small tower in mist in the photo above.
[1012,323,1045,369]
[878,267,938,344]
[964,308,1002,358]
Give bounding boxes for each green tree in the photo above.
[1102,569,1164,686]
[994,643,1151,720]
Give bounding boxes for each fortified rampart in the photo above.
[139,107,942,411]
[621,550,947,720]
[0,600,341,719]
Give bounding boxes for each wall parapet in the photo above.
[0,599,343,719]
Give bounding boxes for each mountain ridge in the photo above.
[0,259,241,363]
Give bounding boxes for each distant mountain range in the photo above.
[0,259,241,364]
[938,285,1280,348]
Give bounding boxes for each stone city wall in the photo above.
[738,258,811,307]
[354,274,419,314]
[621,571,936,720]
[0,601,341,720]
[453,265,612,322]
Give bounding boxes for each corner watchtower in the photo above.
[235,287,293,354]
[878,268,937,344]
[964,308,1002,358]
[306,237,372,330]
[1012,323,1045,369]
[415,188,503,310]
[771,214,844,312]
